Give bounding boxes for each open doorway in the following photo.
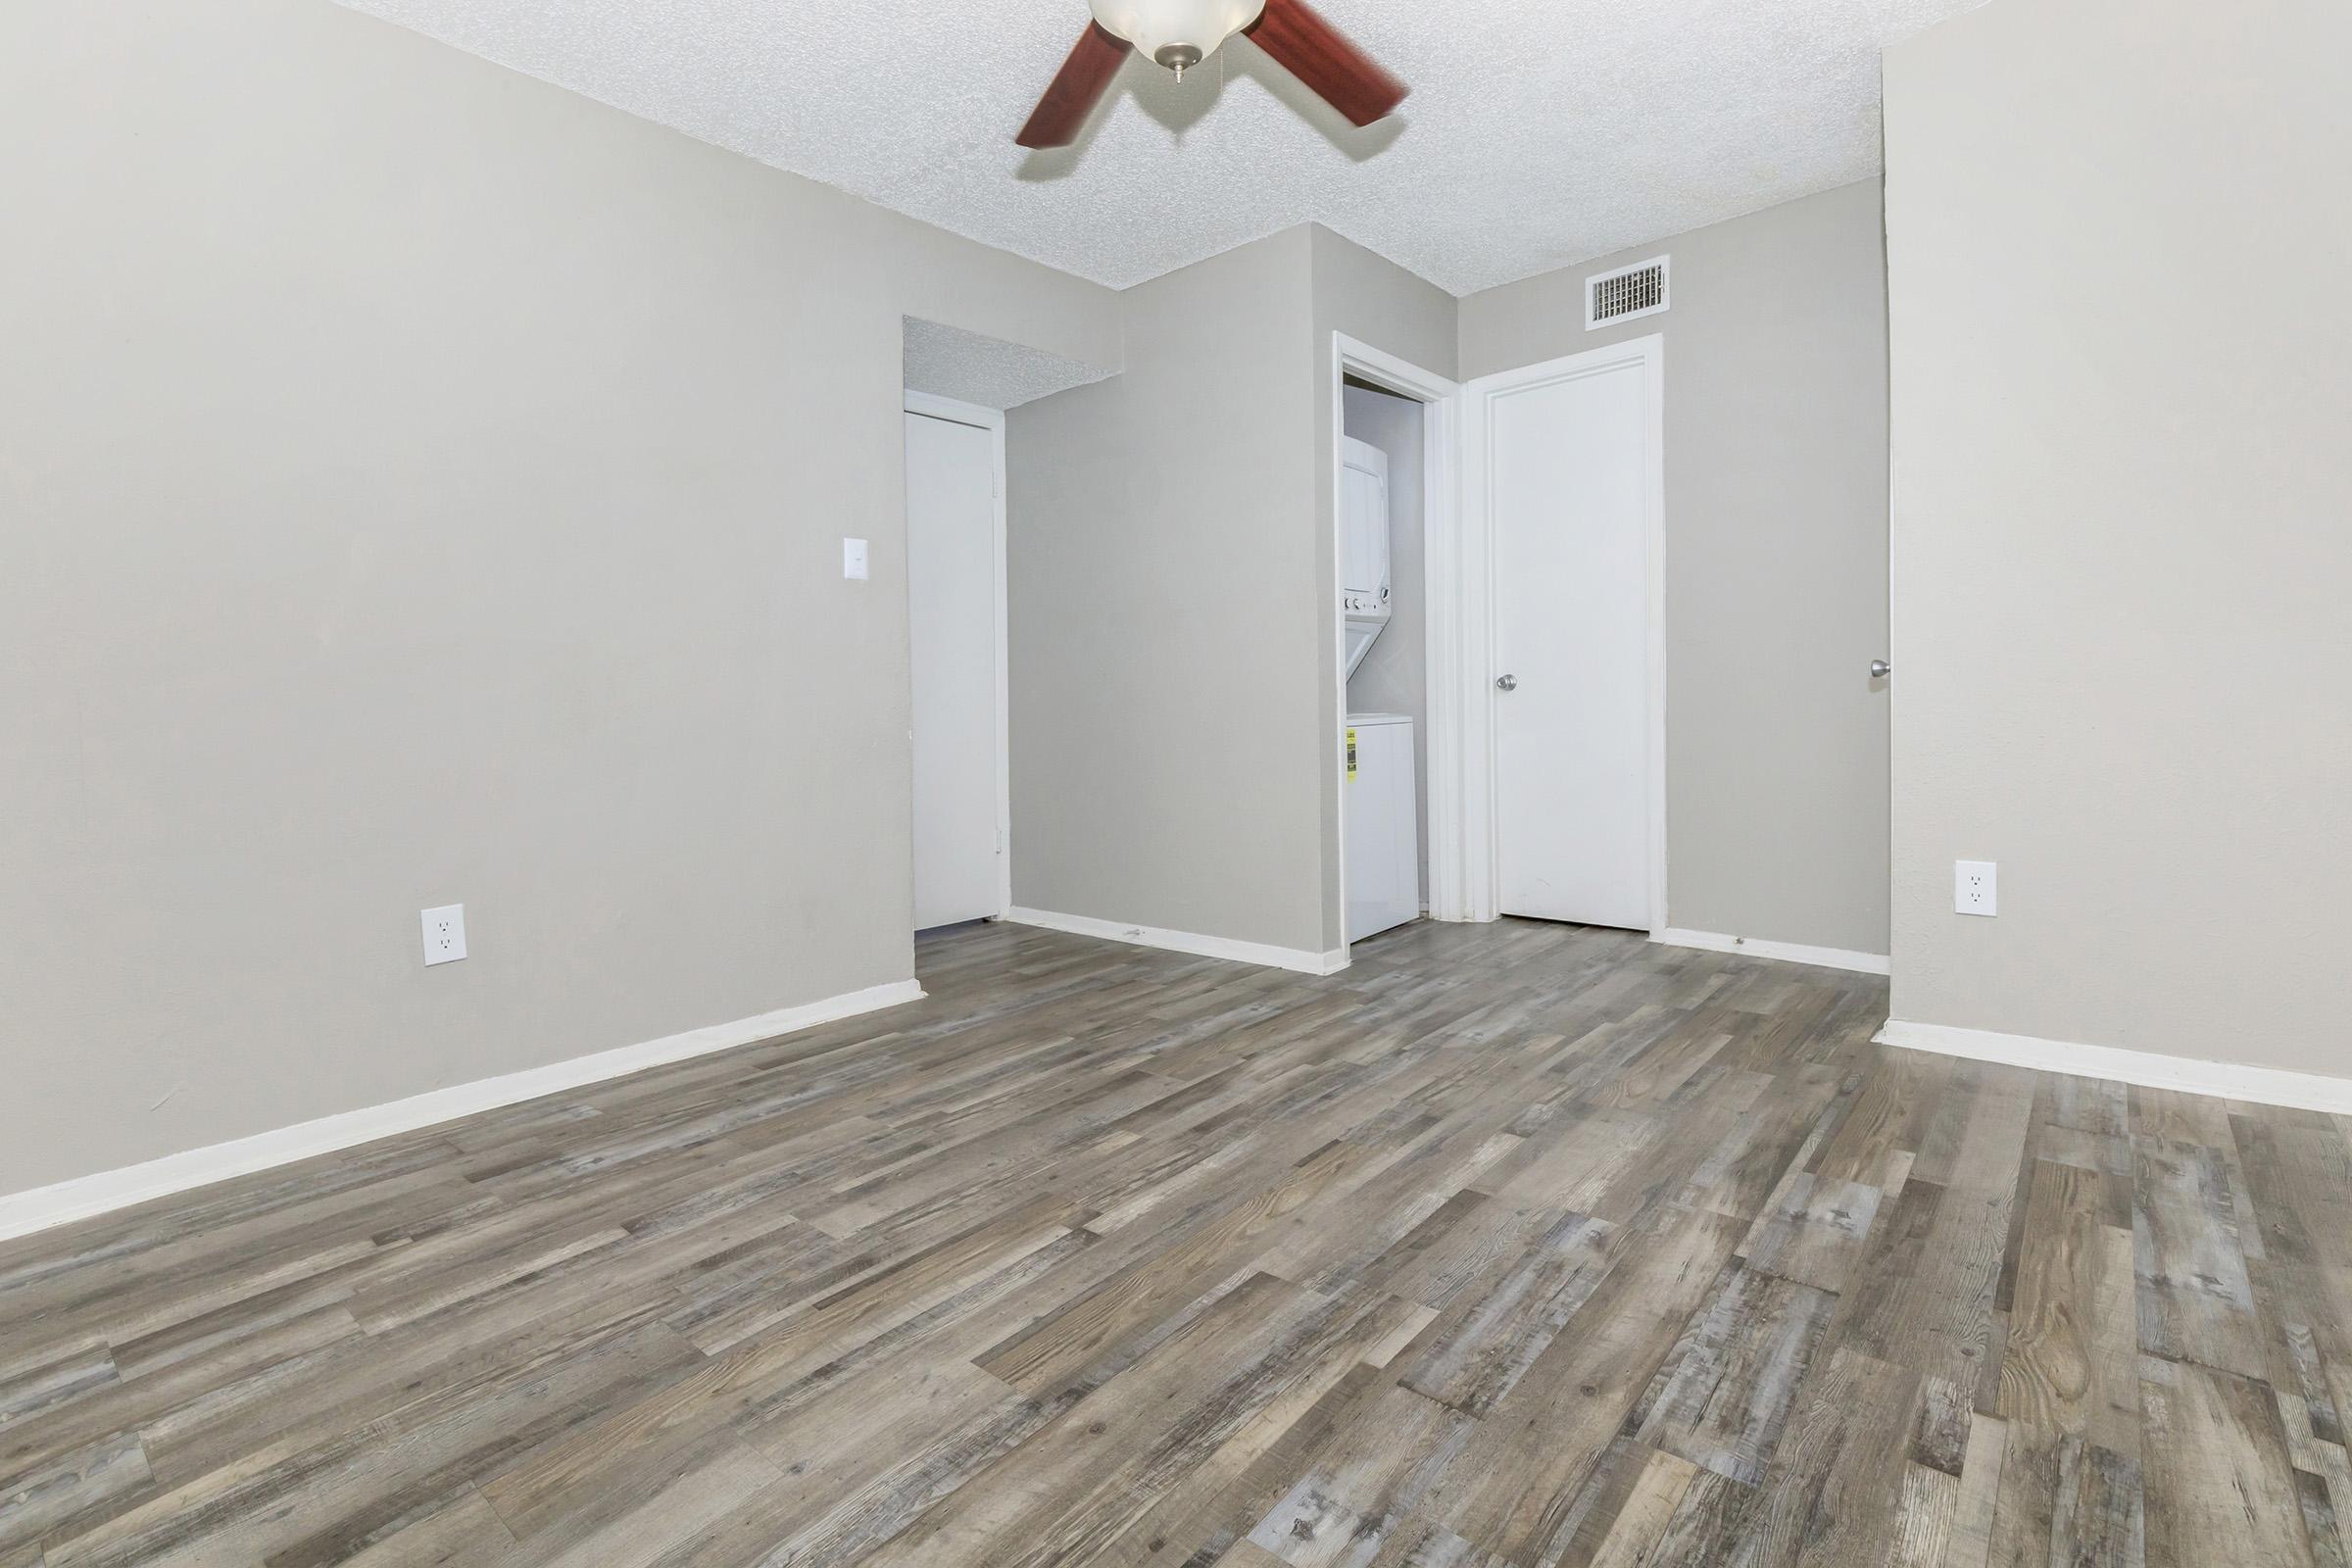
[1329,336,1458,959]
[901,316,1118,939]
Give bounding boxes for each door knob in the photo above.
[1495,674,1518,692]
[1869,660,1891,680]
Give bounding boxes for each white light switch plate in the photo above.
[421,904,467,964]
[842,538,868,580]
[1954,861,1997,917]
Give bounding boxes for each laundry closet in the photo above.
[1342,380,1429,944]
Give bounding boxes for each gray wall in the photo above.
[1884,0,2352,1071]
[0,0,1119,1196]
[1459,181,1892,956]
[1008,225,1452,960]
[1007,230,1329,955]
[1309,228,1459,951]
[1342,384,1429,904]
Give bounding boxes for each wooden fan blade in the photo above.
[1243,0,1407,127]
[1016,23,1132,149]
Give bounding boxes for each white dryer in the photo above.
[1341,436,1391,679]
[1346,712,1419,943]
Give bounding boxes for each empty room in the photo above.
[4,0,2348,1563]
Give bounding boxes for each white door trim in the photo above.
[903,390,1011,921]
[1328,334,1459,963]
[1440,335,1666,932]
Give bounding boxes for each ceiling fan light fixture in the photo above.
[1017,0,1403,149]
[1087,0,1267,76]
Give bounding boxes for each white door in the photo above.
[1481,339,1661,931]
[905,405,1003,929]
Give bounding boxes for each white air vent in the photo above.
[1587,256,1670,329]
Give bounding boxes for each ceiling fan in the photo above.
[1016,0,1407,150]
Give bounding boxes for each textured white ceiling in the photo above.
[337,0,1981,296]
[904,318,1117,410]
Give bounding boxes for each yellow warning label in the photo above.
[1346,728,1357,781]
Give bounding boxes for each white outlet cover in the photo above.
[421,904,467,964]
[842,537,868,580]
[1954,861,1997,917]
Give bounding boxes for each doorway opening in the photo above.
[901,317,1120,939]
[1328,336,1459,961]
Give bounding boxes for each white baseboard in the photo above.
[1875,1018,2352,1114]
[1651,927,1890,977]
[0,978,925,1246]
[1004,907,1348,976]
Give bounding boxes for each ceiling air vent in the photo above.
[1587,256,1670,329]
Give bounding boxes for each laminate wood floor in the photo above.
[4,918,2347,1566]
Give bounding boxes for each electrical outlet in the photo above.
[1954,861,1997,917]
[421,904,467,965]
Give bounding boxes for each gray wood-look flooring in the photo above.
[3,917,2346,1566]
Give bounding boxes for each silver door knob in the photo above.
[1869,660,1891,679]
[1495,674,1518,692]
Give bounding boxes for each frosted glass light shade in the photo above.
[1089,0,1267,70]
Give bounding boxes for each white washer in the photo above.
[1346,712,1419,943]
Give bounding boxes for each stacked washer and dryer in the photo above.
[1341,435,1419,944]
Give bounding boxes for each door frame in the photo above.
[1329,334,1459,961]
[1435,334,1667,933]
[904,389,1011,923]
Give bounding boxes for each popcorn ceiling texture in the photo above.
[336,0,1982,296]
[904,318,1118,412]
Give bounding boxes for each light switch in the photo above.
[842,538,868,581]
